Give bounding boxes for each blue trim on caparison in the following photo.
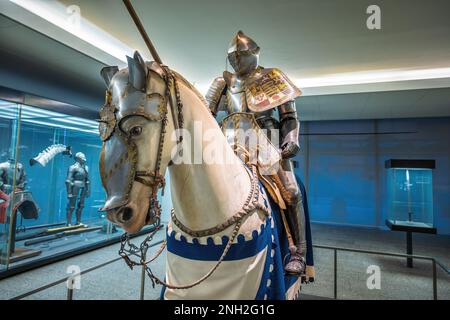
[167,180,273,262]
[296,174,314,267]
[254,217,275,300]
[268,196,294,299]
[167,218,271,261]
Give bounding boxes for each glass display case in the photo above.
[385,159,435,231]
[0,98,157,276]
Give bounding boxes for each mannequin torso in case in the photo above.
[0,159,26,194]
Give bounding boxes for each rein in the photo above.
[170,164,269,238]
[119,164,269,290]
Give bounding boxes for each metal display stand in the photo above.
[385,219,437,268]
[6,207,41,263]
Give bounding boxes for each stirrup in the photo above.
[284,254,306,277]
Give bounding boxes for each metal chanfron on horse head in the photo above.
[98,51,169,228]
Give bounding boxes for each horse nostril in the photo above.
[121,207,133,222]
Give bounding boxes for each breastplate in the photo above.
[225,72,278,126]
[225,78,276,122]
[226,76,247,113]
[73,165,87,182]
[1,163,22,185]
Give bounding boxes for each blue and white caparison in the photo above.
[161,177,313,300]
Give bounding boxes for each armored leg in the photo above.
[66,190,77,226]
[75,187,86,225]
[278,159,307,276]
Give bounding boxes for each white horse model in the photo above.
[98,52,301,300]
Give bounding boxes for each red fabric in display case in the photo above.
[0,189,9,224]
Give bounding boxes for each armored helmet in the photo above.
[227,31,260,76]
[75,152,87,163]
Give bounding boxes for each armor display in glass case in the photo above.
[0,98,157,275]
[385,159,435,230]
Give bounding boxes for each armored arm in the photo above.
[0,167,4,191]
[16,164,26,189]
[278,100,300,159]
[65,165,75,197]
[205,77,227,117]
[85,166,90,198]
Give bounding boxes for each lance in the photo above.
[15,224,86,242]
[16,222,66,233]
[24,226,103,246]
[122,0,163,64]
[122,0,183,141]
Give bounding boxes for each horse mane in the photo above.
[170,70,209,107]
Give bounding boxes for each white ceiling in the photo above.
[1,0,450,120]
[58,0,450,88]
[0,14,105,109]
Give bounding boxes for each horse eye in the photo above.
[130,126,142,137]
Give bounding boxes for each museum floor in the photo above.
[0,223,449,300]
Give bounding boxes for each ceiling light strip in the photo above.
[296,67,450,88]
[8,0,137,62]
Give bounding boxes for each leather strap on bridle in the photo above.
[135,171,166,195]
[132,65,184,221]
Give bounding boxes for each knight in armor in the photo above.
[205,31,307,276]
[0,158,26,194]
[66,152,90,226]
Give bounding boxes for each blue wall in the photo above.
[295,117,450,235]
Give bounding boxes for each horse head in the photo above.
[98,51,177,233]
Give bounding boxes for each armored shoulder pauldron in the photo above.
[205,77,227,116]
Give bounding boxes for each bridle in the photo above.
[134,65,185,222]
[99,64,184,225]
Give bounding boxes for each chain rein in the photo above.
[119,164,265,290]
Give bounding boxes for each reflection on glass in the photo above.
[387,167,434,228]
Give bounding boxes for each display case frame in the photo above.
[385,158,436,233]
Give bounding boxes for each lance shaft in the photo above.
[122,0,163,64]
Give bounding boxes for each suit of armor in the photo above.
[0,159,26,194]
[66,152,90,225]
[206,31,306,276]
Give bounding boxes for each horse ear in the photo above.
[100,66,119,88]
[127,51,147,91]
